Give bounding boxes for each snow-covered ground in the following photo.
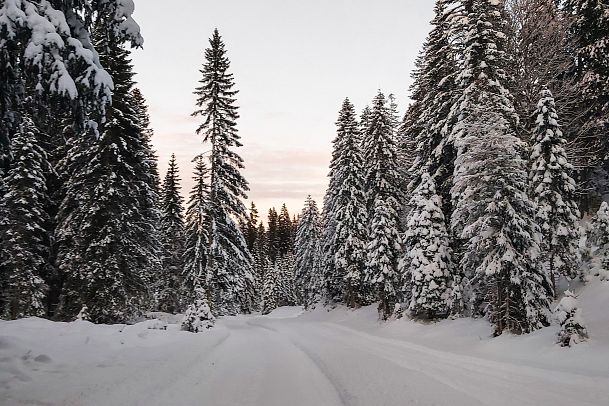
[1,280,608,406]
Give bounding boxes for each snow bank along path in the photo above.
[1,298,609,406]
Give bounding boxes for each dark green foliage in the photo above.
[192,29,254,315]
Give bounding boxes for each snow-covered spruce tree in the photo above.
[131,87,161,194]
[450,0,552,335]
[277,203,294,257]
[405,0,462,210]
[367,198,402,320]
[181,286,215,333]
[359,106,372,147]
[453,133,553,335]
[562,0,609,202]
[591,202,609,280]
[555,290,588,347]
[245,202,260,251]
[267,207,280,263]
[75,305,91,322]
[321,101,365,306]
[192,29,254,315]
[157,154,186,313]
[362,91,403,319]
[0,118,53,319]
[405,172,453,320]
[243,203,262,309]
[0,0,142,316]
[331,99,369,308]
[276,253,296,306]
[261,261,280,315]
[529,88,581,293]
[183,155,211,304]
[320,188,341,304]
[294,196,323,308]
[56,32,158,324]
[250,222,268,310]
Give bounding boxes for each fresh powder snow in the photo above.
[1,279,608,406]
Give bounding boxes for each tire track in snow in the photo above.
[246,318,353,406]
[316,322,609,406]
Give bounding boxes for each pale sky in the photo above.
[131,0,433,218]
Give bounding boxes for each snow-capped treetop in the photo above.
[294,196,322,308]
[529,88,581,282]
[450,0,519,151]
[405,0,463,204]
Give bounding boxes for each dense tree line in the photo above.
[317,0,609,339]
[1,0,607,345]
[0,4,256,323]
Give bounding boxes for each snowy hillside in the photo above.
[1,279,608,406]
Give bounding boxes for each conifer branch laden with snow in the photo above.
[529,88,581,293]
[405,172,454,320]
[0,119,53,319]
[404,0,462,207]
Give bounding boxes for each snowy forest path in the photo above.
[2,313,609,405]
[255,317,609,406]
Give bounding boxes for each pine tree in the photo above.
[294,196,323,308]
[363,91,403,212]
[75,305,91,322]
[276,253,296,306]
[450,0,552,335]
[252,222,268,309]
[157,154,186,313]
[267,208,280,263]
[331,99,369,307]
[362,91,403,319]
[406,0,462,211]
[183,156,211,304]
[245,202,259,251]
[359,105,372,147]
[405,172,453,320]
[56,35,157,323]
[321,99,366,305]
[555,290,588,347]
[192,29,254,315]
[131,88,161,195]
[321,188,341,304]
[453,133,552,335]
[277,204,293,257]
[367,198,402,320]
[181,287,215,333]
[529,89,581,293]
[261,261,280,315]
[0,118,53,319]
